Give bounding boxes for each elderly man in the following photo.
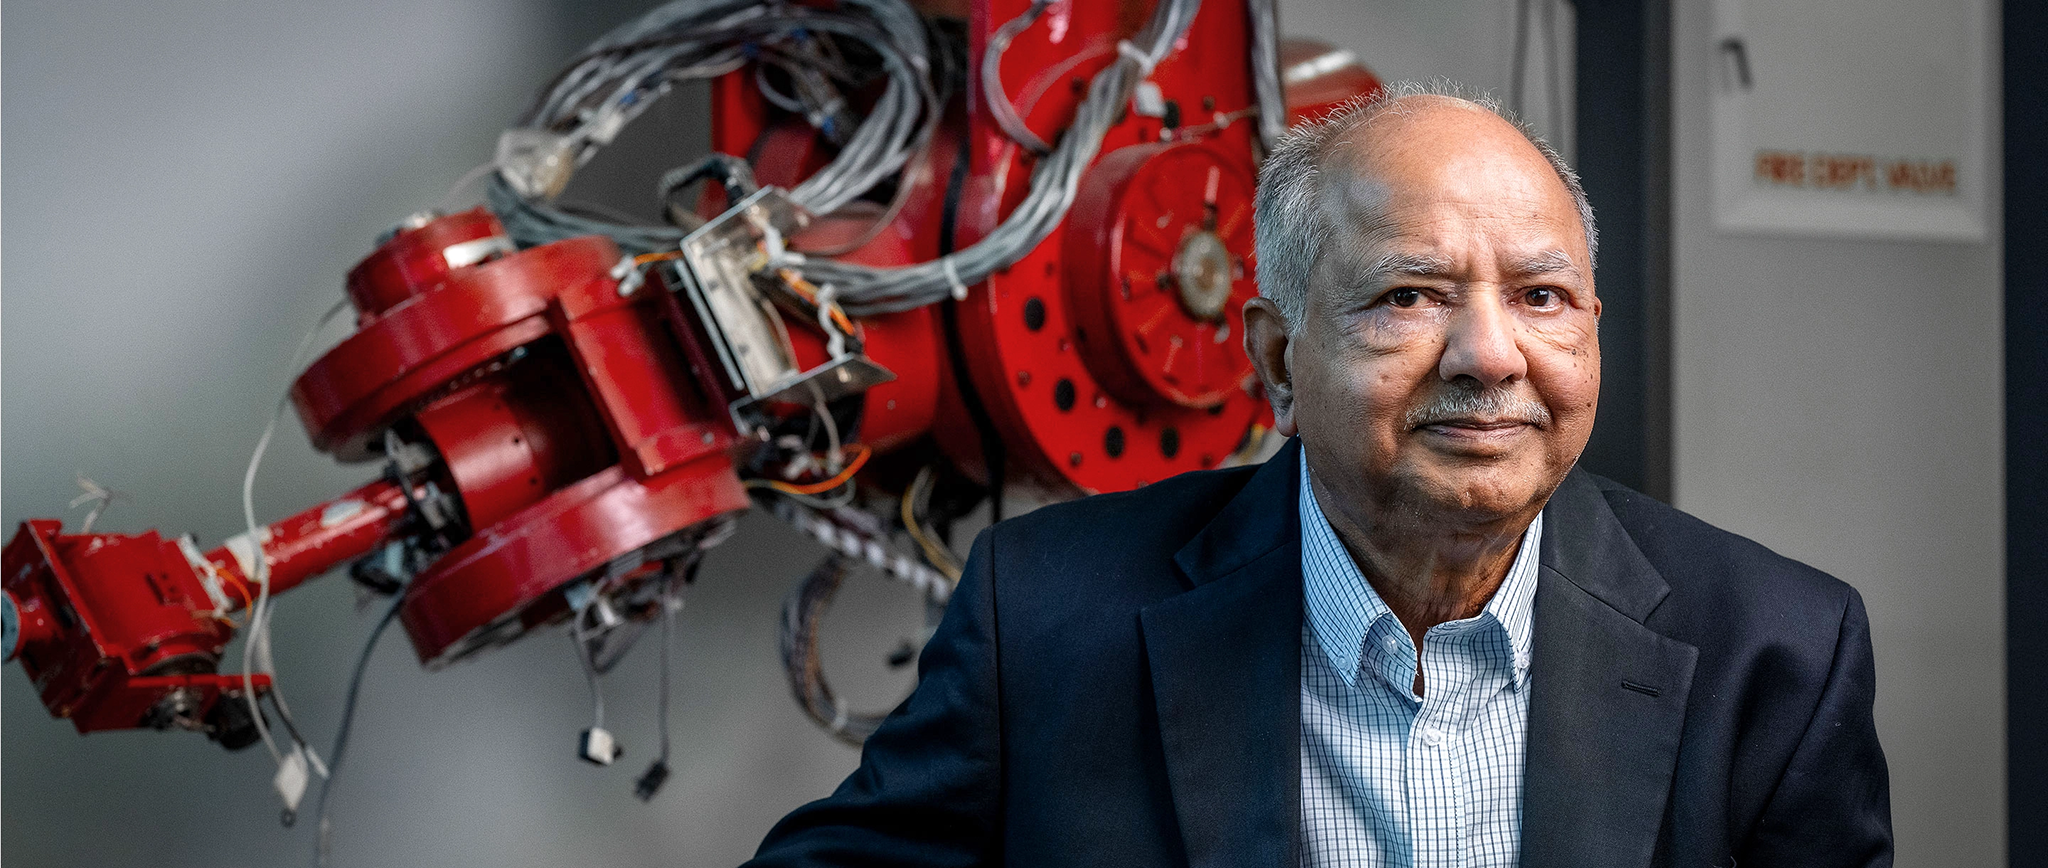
[745,84,1892,867]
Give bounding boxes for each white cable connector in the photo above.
[579,727,623,766]
[611,255,646,297]
[275,745,312,819]
[1131,81,1168,119]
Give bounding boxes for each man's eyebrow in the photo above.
[1505,248,1581,278]
[1361,252,1455,282]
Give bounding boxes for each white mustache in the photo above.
[1404,384,1553,428]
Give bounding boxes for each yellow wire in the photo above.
[900,467,963,583]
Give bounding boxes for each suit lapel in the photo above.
[1522,469,1699,868]
[1140,451,1699,867]
[1142,441,1304,868]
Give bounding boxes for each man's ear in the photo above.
[1242,295,1299,437]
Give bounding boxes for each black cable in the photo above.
[658,578,675,764]
[635,565,685,801]
[934,109,1007,522]
[778,555,888,744]
[311,595,405,868]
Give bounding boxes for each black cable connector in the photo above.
[634,761,672,802]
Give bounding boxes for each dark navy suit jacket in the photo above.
[746,440,1892,867]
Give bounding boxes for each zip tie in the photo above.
[941,256,968,300]
[1116,39,1157,76]
[177,535,236,616]
[815,283,847,358]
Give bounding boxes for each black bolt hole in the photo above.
[1054,379,1077,412]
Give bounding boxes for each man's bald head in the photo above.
[1253,81,1596,330]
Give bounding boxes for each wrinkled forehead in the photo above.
[1312,104,1586,266]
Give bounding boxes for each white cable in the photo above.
[239,299,350,775]
[981,0,1054,154]
[805,380,843,472]
[496,0,1199,317]
[814,283,847,359]
[435,161,499,213]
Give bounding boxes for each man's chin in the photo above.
[1396,462,1558,523]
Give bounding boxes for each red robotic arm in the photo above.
[3,0,1376,771]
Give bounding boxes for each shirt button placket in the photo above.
[1413,635,1474,868]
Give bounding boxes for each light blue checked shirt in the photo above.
[1299,451,1541,867]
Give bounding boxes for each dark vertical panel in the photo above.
[2009,0,2047,856]
[1574,0,1674,500]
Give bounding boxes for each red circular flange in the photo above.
[346,208,508,320]
[1064,141,1259,409]
[291,235,620,461]
[398,455,747,667]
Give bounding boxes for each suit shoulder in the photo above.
[1587,474,1860,630]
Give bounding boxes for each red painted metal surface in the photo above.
[206,478,414,604]
[399,458,747,666]
[4,0,1383,737]
[1063,140,1260,410]
[2,521,257,732]
[291,234,618,461]
[346,208,508,320]
[937,0,1274,495]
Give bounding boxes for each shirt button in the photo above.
[1423,727,1446,747]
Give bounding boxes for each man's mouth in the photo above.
[1412,417,1539,432]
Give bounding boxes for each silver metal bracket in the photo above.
[669,187,894,434]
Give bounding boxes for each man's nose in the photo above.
[1437,297,1527,387]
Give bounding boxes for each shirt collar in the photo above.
[1298,449,1541,692]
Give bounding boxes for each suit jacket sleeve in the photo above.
[743,527,1003,868]
[1740,587,1894,866]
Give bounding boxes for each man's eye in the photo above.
[1386,288,1423,308]
[1524,287,1559,308]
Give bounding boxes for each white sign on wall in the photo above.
[1711,0,1992,242]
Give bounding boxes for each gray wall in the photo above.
[1669,0,2006,863]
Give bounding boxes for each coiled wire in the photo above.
[493,0,937,254]
[798,0,1203,316]
[488,0,1204,315]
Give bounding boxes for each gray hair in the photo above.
[1253,80,1597,329]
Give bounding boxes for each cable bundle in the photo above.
[489,0,938,256]
[796,0,1202,316]
[486,0,1205,317]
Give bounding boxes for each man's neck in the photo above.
[1307,473,1536,656]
